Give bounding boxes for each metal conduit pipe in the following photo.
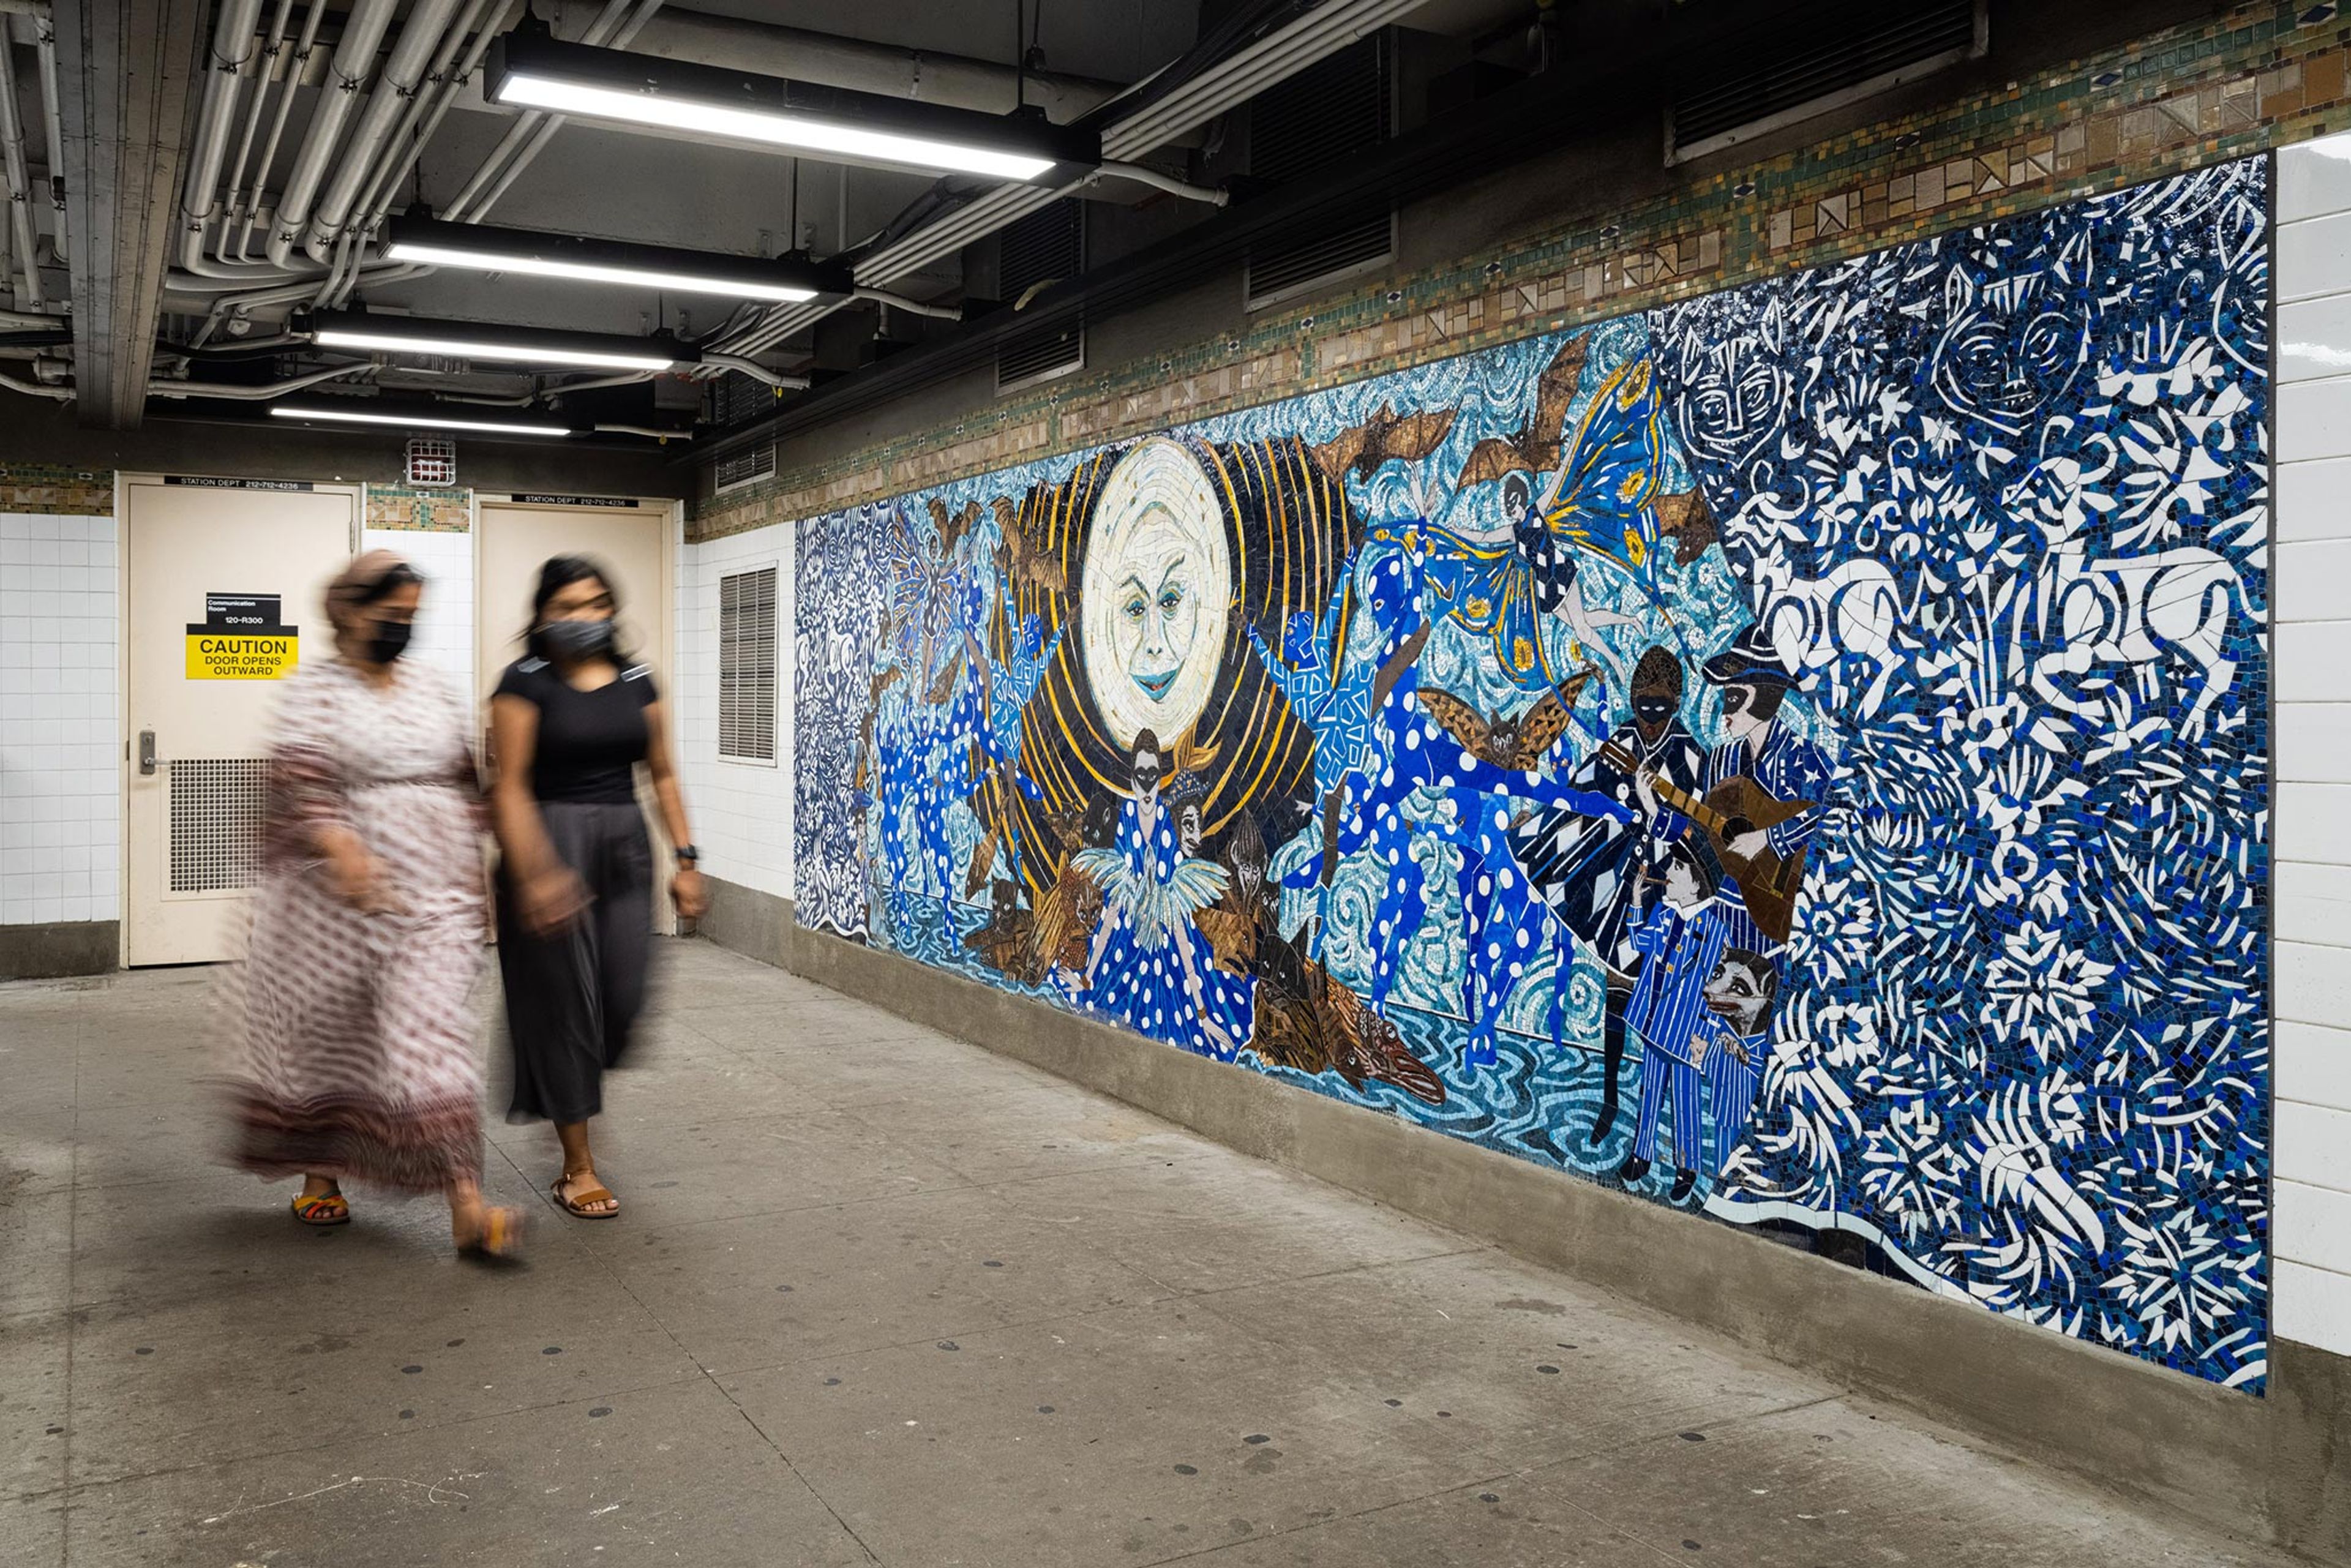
[32,11,64,263]
[700,353,810,389]
[263,0,401,271]
[1090,160,1229,205]
[0,13,45,307]
[236,0,331,260]
[300,0,465,264]
[174,0,269,277]
[215,0,296,263]
[853,288,961,321]
[460,0,663,221]
[146,361,372,400]
[711,0,1425,367]
[325,0,512,306]
[438,0,635,220]
[0,367,70,400]
[0,306,61,328]
[592,423,689,440]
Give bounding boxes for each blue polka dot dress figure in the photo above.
[1071,731,1254,1060]
[489,556,710,1221]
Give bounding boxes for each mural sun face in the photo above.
[1081,438,1231,749]
[1111,506,1201,700]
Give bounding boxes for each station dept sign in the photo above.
[186,592,299,680]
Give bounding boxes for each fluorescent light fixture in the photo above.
[271,404,575,437]
[483,33,1100,184]
[306,310,694,372]
[382,217,851,304]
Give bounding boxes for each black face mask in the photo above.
[541,618,615,660]
[364,619,413,665]
[1633,695,1675,729]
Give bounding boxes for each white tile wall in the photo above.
[676,519,793,902]
[2271,133,2351,1358]
[0,511,121,928]
[362,526,475,702]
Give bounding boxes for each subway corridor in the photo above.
[0,940,2296,1566]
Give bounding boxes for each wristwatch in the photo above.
[675,844,700,865]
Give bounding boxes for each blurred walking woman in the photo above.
[220,550,522,1260]
[491,556,706,1218]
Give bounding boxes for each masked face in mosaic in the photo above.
[1703,949,1777,1037]
[1081,438,1232,749]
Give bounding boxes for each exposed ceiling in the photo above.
[0,0,2091,459]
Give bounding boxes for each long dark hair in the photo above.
[525,553,634,664]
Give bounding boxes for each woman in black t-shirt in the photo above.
[489,555,708,1218]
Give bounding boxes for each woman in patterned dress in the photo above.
[219,549,522,1259]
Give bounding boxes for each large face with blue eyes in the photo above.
[1081,438,1232,749]
[1111,506,1201,700]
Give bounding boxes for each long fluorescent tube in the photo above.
[306,311,693,372]
[271,404,575,437]
[483,34,1100,184]
[382,217,850,304]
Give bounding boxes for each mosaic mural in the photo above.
[795,159,2272,1390]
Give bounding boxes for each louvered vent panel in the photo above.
[996,199,1085,392]
[1672,0,1980,156]
[714,441,776,493]
[1246,32,1393,309]
[168,759,269,893]
[718,566,779,763]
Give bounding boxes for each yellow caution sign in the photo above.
[186,632,299,680]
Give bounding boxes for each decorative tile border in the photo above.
[692,0,2349,542]
[0,463,111,517]
[364,485,471,531]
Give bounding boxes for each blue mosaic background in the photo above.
[795,158,2271,1390]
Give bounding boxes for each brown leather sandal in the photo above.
[552,1174,619,1218]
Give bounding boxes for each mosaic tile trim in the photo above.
[0,463,112,517]
[693,0,2340,542]
[364,485,472,531]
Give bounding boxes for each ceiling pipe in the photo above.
[613,6,1125,123]
[301,0,465,265]
[0,366,70,400]
[0,11,46,308]
[591,422,688,440]
[234,0,331,260]
[853,287,960,321]
[31,10,66,262]
[262,0,402,271]
[700,351,809,388]
[174,0,272,278]
[710,0,1426,368]
[1089,160,1229,206]
[440,0,640,220]
[146,360,373,399]
[214,0,294,264]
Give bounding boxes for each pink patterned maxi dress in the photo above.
[219,658,488,1191]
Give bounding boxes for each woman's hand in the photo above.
[519,866,590,936]
[324,845,407,915]
[672,866,710,922]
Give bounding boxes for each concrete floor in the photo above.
[0,938,2299,1567]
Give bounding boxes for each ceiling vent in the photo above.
[996,200,1086,394]
[1668,0,1987,163]
[1245,31,1395,311]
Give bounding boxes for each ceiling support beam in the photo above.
[53,0,208,426]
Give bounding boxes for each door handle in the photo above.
[138,730,157,776]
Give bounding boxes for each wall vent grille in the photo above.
[1246,31,1394,309]
[997,199,1086,392]
[168,759,269,893]
[718,565,779,764]
[1670,0,1984,162]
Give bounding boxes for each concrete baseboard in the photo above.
[687,880,2343,1558]
[0,920,118,982]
